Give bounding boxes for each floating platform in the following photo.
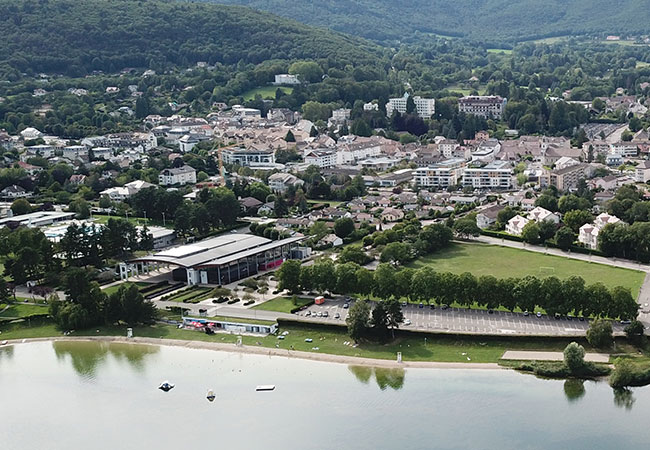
[256,385,275,391]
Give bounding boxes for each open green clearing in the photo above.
[408,243,645,296]
[445,84,486,95]
[600,40,646,47]
[253,296,312,313]
[92,214,151,226]
[0,317,616,364]
[242,86,293,101]
[487,48,512,54]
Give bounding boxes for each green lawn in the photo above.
[101,282,151,296]
[242,86,293,101]
[0,318,601,364]
[408,243,645,296]
[0,303,49,319]
[253,297,313,314]
[92,214,151,226]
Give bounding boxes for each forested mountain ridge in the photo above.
[0,0,385,76]
[214,0,650,43]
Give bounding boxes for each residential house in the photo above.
[528,206,560,224]
[239,196,263,213]
[158,165,197,186]
[100,180,155,201]
[268,172,304,193]
[380,207,405,223]
[590,175,618,191]
[476,205,505,229]
[1,185,29,199]
[318,233,343,248]
[506,215,530,236]
[578,213,621,249]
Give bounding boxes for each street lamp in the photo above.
[162,212,166,227]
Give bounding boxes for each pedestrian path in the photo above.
[501,350,610,363]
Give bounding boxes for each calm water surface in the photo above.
[1,341,649,450]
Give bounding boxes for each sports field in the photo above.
[408,243,645,296]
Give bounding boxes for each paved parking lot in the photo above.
[296,299,626,336]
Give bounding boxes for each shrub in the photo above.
[586,318,613,348]
[563,342,586,373]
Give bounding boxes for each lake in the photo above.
[1,341,649,450]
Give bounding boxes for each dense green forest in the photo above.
[0,0,384,76]
[215,0,650,43]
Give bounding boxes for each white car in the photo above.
[404,319,412,326]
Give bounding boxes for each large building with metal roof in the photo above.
[130,233,305,285]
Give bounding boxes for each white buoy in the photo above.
[206,389,216,402]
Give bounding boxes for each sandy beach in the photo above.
[3,336,503,370]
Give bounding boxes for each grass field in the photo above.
[253,297,313,314]
[408,243,645,296]
[0,303,49,319]
[487,48,512,54]
[242,86,293,101]
[523,36,571,44]
[0,317,609,363]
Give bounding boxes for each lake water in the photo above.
[1,341,649,450]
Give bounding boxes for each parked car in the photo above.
[343,303,349,309]
[441,304,449,310]
[523,311,529,316]
[620,319,632,325]
[317,311,323,317]
[536,312,542,318]
[418,303,424,309]
[334,312,340,319]
[323,311,329,318]
[429,304,435,310]
[404,319,412,325]
[305,311,311,317]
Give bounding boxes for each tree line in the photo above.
[277,260,639,320]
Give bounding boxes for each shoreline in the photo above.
[3,336,503,370]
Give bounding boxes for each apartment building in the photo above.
[414,158,466,188]
[462,160,512,189]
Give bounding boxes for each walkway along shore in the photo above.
[4,336,502,370]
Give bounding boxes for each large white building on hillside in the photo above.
[386,93,436,119]
[458,96,507,119]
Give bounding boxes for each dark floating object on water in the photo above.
[158,381,175,392]
[256,385,275,392]
[206,389,216,402]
